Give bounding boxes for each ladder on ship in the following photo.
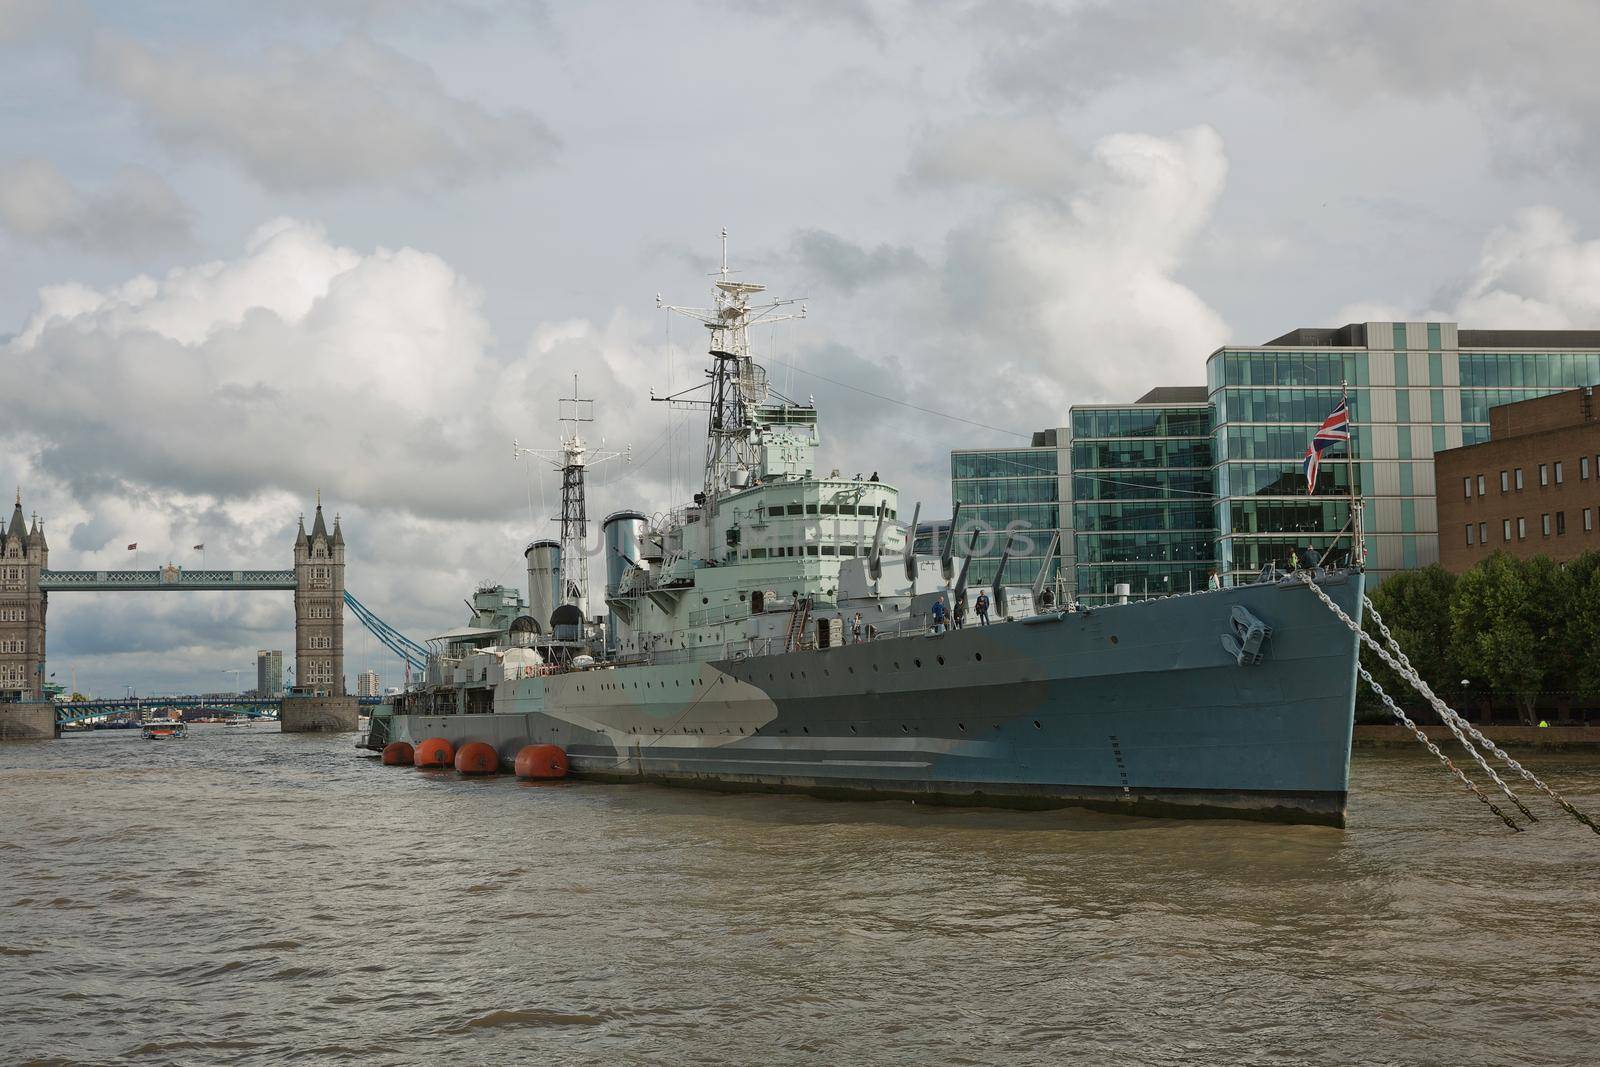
[1298,573,1599,837]
[784,596,812,653]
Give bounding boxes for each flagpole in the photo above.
[1344,379,1363,568]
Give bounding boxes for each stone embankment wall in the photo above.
[1354,724,1600,748]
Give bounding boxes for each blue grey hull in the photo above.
[388,572,1363,826]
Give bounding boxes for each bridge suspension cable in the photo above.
[343,591,429,674]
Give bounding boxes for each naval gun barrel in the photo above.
[903,502,921,582]
[940,501,963,582]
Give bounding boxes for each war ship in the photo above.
[373,242,1365,826]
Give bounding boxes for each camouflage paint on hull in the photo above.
[389,572,1364,826]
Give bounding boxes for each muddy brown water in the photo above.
[3,727,1598,1066]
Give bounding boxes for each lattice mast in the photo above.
[514,376,628,614]
[657,230,805,528]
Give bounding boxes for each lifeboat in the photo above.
[455,741,499,776]
[515,744,569,780]
[414,737,455,768]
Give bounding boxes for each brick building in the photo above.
[1435,388,1600,571]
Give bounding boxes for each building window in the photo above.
[1517,517,1527,540]
[1584,457,1591,480]
[1465,524,1474,546]
[1479,521,1488,544]
[1542,514,1551,536]
[1539,463,1548,486]
[1477,474,1486,495]
[1556,512,1566,535]
[1586,509,1594,532]
[1515,468,1524,490]
[1555,461,1563,484]
[1503,519,1512,542]
[1500,471,1509,492]
[1463,477,1472,500]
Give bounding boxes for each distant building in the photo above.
[256,650,283,696]
[356,670,380,698]
[1434,387,1600,572]
[912,519,950,556]
[951,323,1600,597]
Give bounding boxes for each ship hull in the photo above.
[385,572,1364,826]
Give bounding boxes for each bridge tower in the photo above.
[293,496,345,696]
[0,490,48,704]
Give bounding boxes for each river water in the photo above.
[3,726,1598,1066]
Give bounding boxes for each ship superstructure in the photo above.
[374,237,1366,826]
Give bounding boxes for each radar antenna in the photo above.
[513,374,630,617]
[656,228,805,527]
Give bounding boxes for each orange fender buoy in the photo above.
[414,737,455,768]
[514,744,569,780]
[381,741,414,766]
[455,741,499,776]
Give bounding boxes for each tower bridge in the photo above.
[0,491,411,740]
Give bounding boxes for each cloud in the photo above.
[86,32,558,191]
[790,230,924,295]
[2,217,671,521]
[0,157,191,252]
[1334,206,1600,329]
[972,0,1600,168]
[932,124,1230,408]
[905,115,1082,194]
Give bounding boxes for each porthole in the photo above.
[702,596,709,604]
[1033,720,1043,730]
[790,672,795,679]
[849,725,857,734]
[936,656,945,666]
[957,722,966,731]
[900,724,909,733]
[803,726,810,734]
[974,652,983,662]
[914,659,922,668]
[894,662,901,670]
[1110,635,1118,645]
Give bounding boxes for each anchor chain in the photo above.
[1358,665,1520,831]
[1363,597,1600,837]
[1296,576,1535,822]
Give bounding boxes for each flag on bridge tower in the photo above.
[126,543,137,551]
[1302,387,1352,493]
[193,544,204,551]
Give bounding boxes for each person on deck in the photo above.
[930,596,947,634]
[975,591,990,626]
[1208,569,1221,590]
[953,595,967,630]
[851,611,864,644]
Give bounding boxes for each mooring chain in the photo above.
[1296,576,1535,822]
[1363,597,1600,837]
[1359,665,1521,831]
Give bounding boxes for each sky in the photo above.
[5,0,1600,695]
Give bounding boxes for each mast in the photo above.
[656,229,805,529]
[1346,379,1365,567]
[513,376,628,616]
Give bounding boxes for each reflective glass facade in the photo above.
[1208,323,1600,584]
[949,323,1600,597]
[946,445,1060,586]
[1068,403,1215,602]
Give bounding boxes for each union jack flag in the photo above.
[1303,389,1351,493]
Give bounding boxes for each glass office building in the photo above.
[1067,392,1216,600]
[951,322,1600,597]
[948,437,1061,588]
[1208,323,1600,584]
